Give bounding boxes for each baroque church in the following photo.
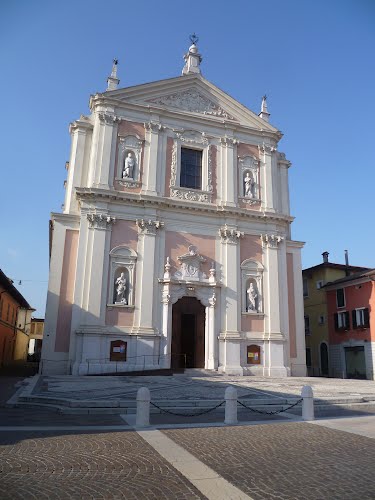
[41,39,307,377]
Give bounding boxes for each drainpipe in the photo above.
[345,250,349,276]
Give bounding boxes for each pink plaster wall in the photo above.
[241,315,264,332]
[237,143,259,159]
[106,308,134,327]
[110,220,138,252]
[165,232,216,277]
[106,220,138,327]
[240,235,263,264]
[55,230,79,353]
[164,137,173,196]
[287,253,297,358]
[114,120,145,193]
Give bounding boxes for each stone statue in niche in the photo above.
[123,152,135,179]
[115,272,127,304]
[244,172,255,198]
[247,281,258,312]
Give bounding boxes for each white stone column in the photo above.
[220,137,238,207]
[259,144,276,212]
[288,242,307,376]
[262,234,287,377]
[207,291,217,369]
[143,121,163,196]
[64,120,92,214]
[219,225,243,375]
[133,219,164,334]
[160,286,172,368]
[83,213,115,326]
[88,111,118,189]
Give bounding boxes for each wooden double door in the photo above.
[171,297,205,370]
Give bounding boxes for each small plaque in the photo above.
[247,345,261,365]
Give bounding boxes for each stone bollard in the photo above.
[225,386,238,424]
[301,385,314,421]
[136,387,150,427]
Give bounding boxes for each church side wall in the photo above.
[55,230,79,352]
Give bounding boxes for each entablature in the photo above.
[75,187,294,224]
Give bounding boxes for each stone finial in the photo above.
[259,95,270,122]
[107,58,120,91]
[182,34,202,76]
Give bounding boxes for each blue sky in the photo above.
[1,0,374,317]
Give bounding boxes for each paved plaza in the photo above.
[1,375,375,499]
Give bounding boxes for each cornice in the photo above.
[89,95,282,142]
[51,212,80,224]
[75,187,294,224]
[286,240,305,249]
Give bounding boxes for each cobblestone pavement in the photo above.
[35,374,375,402]
[163,422,375,500]
[0,430,205,499]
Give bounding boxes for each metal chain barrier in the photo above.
[150,400,225,417]
[237,398,303,415]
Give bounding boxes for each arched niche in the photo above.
[108,246,137,307]
[241,259,264,314]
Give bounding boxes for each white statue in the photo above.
[244,172,254,198]
[123,152,135,179]
[247,282,258,312]
[115,272,127,304]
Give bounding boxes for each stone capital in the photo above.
[220,136,239,148]
[261,233,284,248]
[98,112,118,125]
[136,219,164,235]
[144,121,165,133]
[219,225,244,244]
[87,213,116,230]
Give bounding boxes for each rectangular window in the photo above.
[306,348,312,367]
[334,311,350,330]
[303,278,309,298]
[316,280,325,289]
[352,308,370,329]
[6,304,10,322]
[180,148,202,190]
[318,315,325,325]
[304,315,310,335]
[336,288,345,308]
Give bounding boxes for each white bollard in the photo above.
[301,385,314,421]
[136,387,150,427]
[225,386,238,424]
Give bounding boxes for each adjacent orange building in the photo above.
[0,269,34,366]
[325,269,375,379]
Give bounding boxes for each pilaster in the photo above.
[88,111,118,189]
[220,136,238,207]
[219,224,243,375]
[259,143,276,212]
[133,219,164,334]
[65,120,92,214]
[261,233,287,376]
[83,212,116,325]
[143,121,164,196]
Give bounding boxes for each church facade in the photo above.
[41,41,306,377]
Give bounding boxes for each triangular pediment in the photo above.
[103,74,279,133]
[143,89,236,121]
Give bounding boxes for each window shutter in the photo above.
[364,308,370,328]
[345,311,350,329]
[352,310,357,329]
[334,313,338,331]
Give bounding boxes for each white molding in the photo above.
[169,130,213,203]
